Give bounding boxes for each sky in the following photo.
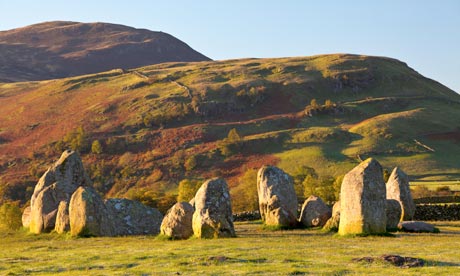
[1,0,459,92]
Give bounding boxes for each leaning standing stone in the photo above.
[192,178,236,238]
[161,202,194,239]
[257,166,298,227]
[386,167,415,220]
[299,195,331,227]
[338,158,387,235]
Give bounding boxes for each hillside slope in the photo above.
[0,21,210,82]
[1,54,459,210]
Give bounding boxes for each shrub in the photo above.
[177,179,202,202]
[91,140,103,154]
[0,202,22,231]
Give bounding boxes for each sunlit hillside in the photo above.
[1,54,459,211]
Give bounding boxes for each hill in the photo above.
[0,21,210,82]
[1,54,460,211]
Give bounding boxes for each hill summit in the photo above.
[0,21,210,82]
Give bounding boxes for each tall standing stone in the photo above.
[386,167,415,221]
[192,178,236,238]
[257,166,298,227]
[338,158,387,235]
[29,150,91,233]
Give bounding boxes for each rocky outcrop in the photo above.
[54,201,70,234]
[257,166,298,227]
[299,196,332,227]
[338,158,387,235]
[323,200,341,232]
[69,186,112,237]
[105,198,163,236]
[21,206,31,228]
[386,199,402,230]
[192,178,236,238]
[386,167,415,220]
[398,221,437,233]
[29,150,90,234]
[160,202,194,239]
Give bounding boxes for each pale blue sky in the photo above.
[1,1,459,92]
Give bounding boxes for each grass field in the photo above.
[2,221,460,275]
[411,181,460,192]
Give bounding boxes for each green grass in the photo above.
[1,221,459,275]
[411,181,460,191]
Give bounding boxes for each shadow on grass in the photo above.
[424,260,460,267]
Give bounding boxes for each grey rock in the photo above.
[257,166,298,227]
[398,221,437,233]
[29,150,90,233]
[160,202,194,239]
[105,198,163,236]
[386,167,415,220]
[54,201,70,234]
[299,195,332,227]
[338,158,387,235]
[192,178,236,238]
[386,199,402,230]
[69,186,112,237]
[21,206,31,228]
[323,200,341,232]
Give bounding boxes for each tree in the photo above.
[324,99,334,109]
[231,168,259,212]
[227,128,242,142]
[177,179,202,202]
[91,140,103,154]
[303,175,338,203]
[310,98,319,109]
[184,155,198,171]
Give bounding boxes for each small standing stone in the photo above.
[160,202,194,239]
[192,178,236,238]
[386,167,415,220]
[257,166,298,227]
[299,195,332,227]
[386,199,402,230]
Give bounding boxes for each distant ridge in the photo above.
[0,21,211,82]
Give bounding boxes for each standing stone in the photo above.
[22,206,31,228]
[55,201,70,234]
[386,199,402,230]
[69,186,112,237]
[192,178,236,238]
[257,166,298,227]
[105,198,163,236]
[299,195,332,227]
[160,202,194,239]
[338,158,387,235]
[386,167,415,221]
[323,200,341,232]
[29,150,91,233]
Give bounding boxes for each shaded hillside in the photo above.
[0,21,210,82]
[1,54,460,210]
